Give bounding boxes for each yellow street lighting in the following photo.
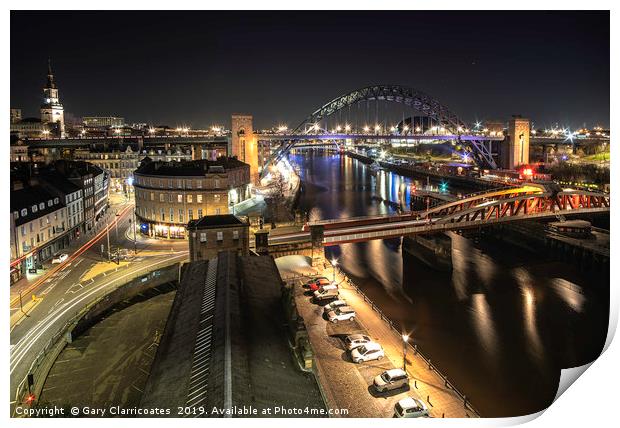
[344,124,351,132]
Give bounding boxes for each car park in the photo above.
[323,299,347,314]
[393,397,429,418]
[51,253,68,264]
[373,368,409,392]
[350,341,384,363]
[327,306,356,323]
[344,334,372,351]
[312,284,337,298]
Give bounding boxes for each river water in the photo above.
[290,150,609,417]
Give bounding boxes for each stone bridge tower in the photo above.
[231,114,259,183]
[503,115,530,169]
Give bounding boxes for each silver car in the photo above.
[344,334,372,351]
[373,368,409,392]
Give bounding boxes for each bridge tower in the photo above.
[231,114,259,183]
[502,115,530,170]
[40,58,65,137]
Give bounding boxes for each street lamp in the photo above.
[344,124,351,132]
[331,258,338,282]
[402,334,409,371]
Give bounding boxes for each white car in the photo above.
[373,368,409,392]
[350,342,384,363]
[393,397,429,418]
[344,334,372,351]
[51,253,68,264]
[313,288,340,302]
[327,306,356,323]
[323,299,347,314]
[312,284,338,298]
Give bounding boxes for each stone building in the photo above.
[187,215,250,261]
[134,157,251,239]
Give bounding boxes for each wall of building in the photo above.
[231,114,259,183]
[188,225,249,261]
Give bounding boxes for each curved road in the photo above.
[10,201,189,410]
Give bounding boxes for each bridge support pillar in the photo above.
[309,225,325,267]
[255,230,269,256]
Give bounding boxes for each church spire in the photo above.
[46,57,56,89]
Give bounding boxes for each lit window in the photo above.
[198,209,203,218]
[197,194,203,203]
[200,232,207,242]
[187,195,193,203]
[177,194,182,203]
[217,231,223,241]
[233,230,239,240]
[160,194,164,202]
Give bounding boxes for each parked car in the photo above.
[323,299,347,314]
[350,342,384,363]
[303,276,328,288]
[312,285,337,298]
[373,368,409,392]
[307,278,332,291]
[327,306,356,323]
[51,253,68,264]
[313,288,340,302]
[393,397,429,418]
[344,334,372,351]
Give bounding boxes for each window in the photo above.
[179,209,184,223]
[177,194,182,203]
[13,211,18,220]
[214,179,220,188]
[217,231,223,241]
[187,195,193,203]
[215,208,221,214]
[170,208,174,222]
[233,230,239,240]
[159,193,164,202]
[214,194,221,203]
[47,200,52,207]
[178,179,183,188]
[188,209,193,220]
[21,226,26,236]
[150,192,154,201]
[54,197,59,204]
[160,209,165,221]
[197,194,203,203]
[197,209,203,218]
[200,232,207,242]
[21,208,27,216]
[32,205,38,213]
[168,194,174,203]
[187,180,192,189]
[196,180,202,189]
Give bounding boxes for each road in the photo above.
[9,198,189,410]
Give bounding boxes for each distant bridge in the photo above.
[265,185,610,247]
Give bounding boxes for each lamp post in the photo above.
[331,258,338,283]
[402,334,409,372]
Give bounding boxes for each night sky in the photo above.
[10,11,609,129]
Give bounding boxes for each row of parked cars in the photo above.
[303,276,430,418]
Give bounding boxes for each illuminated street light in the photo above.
[148,127,156,134]
[211,126,222,133]
[42,130,50,137]
[415,126,421,133]
[344,124,351,132]
[331,258,338,282]
[336,125,342,132]
[277,125,288,133]
[402,334,409,371]
[374,125,381,132]
[363,126,370,133]
[390,126,396,132]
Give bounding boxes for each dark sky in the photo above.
[11,11,609,129]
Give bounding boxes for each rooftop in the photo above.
[11,186,64,226]
[187,215,247,229]
[135,157,248,177]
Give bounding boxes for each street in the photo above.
[9,195,188,409]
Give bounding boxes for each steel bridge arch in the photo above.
[293,84,467,134]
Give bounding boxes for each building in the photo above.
[10,140,29,162]
[52,160,109,232]
[74,145,141,194]
[11,108,22,124]
[10,117,49,139]
[140,251,324,414]
[134,157,251,239]
[82,116,125,128]
[39,174,84,242]
[501,115,530,170]
[187,215,249,261]
[40,59,65,137]
[231,114,259,183]
[10,186,69,282]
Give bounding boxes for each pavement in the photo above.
[277,256,477,418]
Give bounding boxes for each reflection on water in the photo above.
[292,150,609,417]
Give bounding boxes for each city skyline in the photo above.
[10,11,610,129]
